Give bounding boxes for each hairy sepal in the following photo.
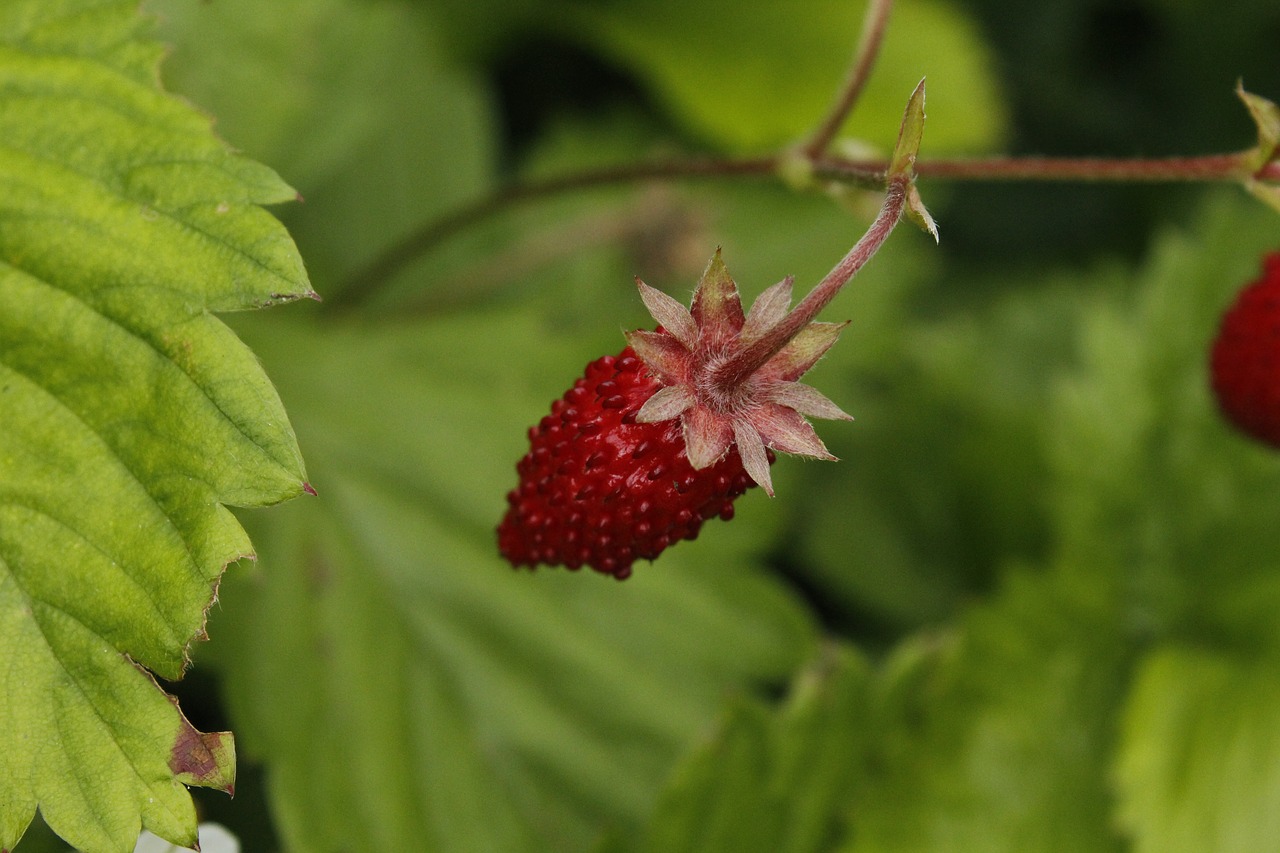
[742,277,794,342]
[628,254,852,493]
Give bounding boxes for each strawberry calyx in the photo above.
[625,253,852,497]
[497,82,932,576]
[622,80,930,496]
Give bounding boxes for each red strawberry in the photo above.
[498,250,853,578]
[1211,251,1280,448]
[496,88,932,578]
[497,346,765,579]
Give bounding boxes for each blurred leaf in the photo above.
[566,0,1005,153]
[211,304,816,853]
[1045,193,1280,648]
[835,193,1280,852]
[844,567,1129,853]
[796,278,1079,630]
[1114,647,1280,853]
[418,0,547,63]
[150,0,497,292]
[0,2,311,851]
[639,645,870,853]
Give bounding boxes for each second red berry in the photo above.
[1211,252,1280,449]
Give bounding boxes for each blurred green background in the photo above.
[29,0,1280,849]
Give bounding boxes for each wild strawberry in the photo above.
[1211,251,1280,448]
[498,83,929,578]
[497,344,768,579]
[498,250,855,578]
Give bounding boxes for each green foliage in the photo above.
[1115,647,1280,853]
[212,307,815,852]
[9,0,1280,851]
[834,197,1280,852]
[638,646,870,853]
[0,1,311,851]
[570,0,1005,153]
[148,0,495,290]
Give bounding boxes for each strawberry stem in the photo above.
[333,149,1279,313]
[709,175,910,390]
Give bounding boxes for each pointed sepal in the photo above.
[742,276,794,342]
[733,419,775,497]
[750,404,837,460]
[760,321,849,381]
[691,249,746,346]
[626,329,689,383]
[636,385,695,423]
[768,382,854,421]
[683,405,734,469]
[636,279,698,348]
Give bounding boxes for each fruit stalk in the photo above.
[710,173,909,390]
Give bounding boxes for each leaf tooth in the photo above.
[636,385,695,423]
[732,418,774,497]
[625,330,689,383]
[691,249,745,345]
[742,275,793,342]
[760,321,848,381]
[636,279,698,349]
[750,403,836,460]
[682,404,733,469]
[767,381,853,421]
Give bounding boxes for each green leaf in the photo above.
[844,568,1130,853]
[213,306,817,853]
[0,3,311,851]
[1044,193,1280,649]
[640,645,871,853]
[794,270,1071,631]
[148,0,496,293]
[1114,647,1280,853]
[566,0,1005,153]
[836,192,1280,853]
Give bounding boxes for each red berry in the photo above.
[498,250,854,578]
[1211,252,1280,448]
[497,346,762,579]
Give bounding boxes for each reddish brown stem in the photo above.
[333,149,1279,312]
[710,175,909,389]
[821,151,1270,183]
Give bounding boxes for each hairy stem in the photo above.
[710,175,909,389]
[333,150,1279,311]
[850,151,1270,182]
